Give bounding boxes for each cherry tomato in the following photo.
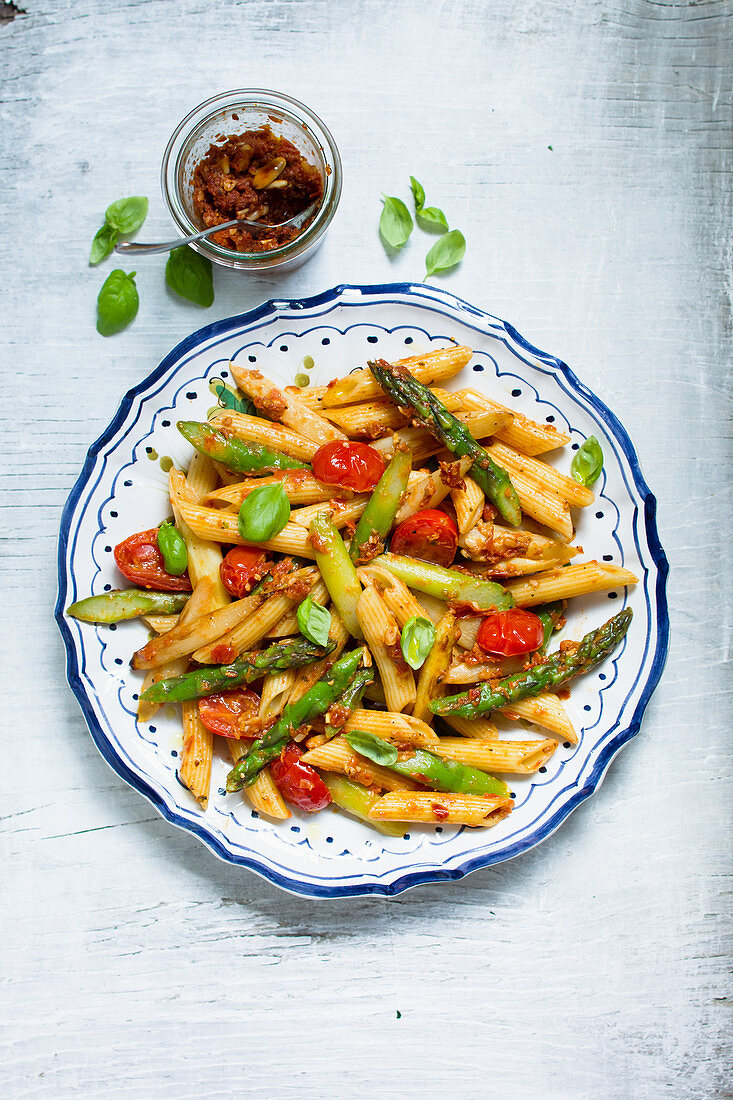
[270,742,332,813]
[477,609,545,657]
[198,689,260,739]
[114,529,192,592]
[220,546,270,598]
[312,441,385,493]
[390,509,459,567]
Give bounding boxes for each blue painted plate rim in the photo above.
[55,281,670,899]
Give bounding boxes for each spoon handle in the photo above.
[115,219,244,255]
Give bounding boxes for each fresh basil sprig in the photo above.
[296,597,332,647]
[425,230,466,278]
[410,176,449,233]
[209,378,255,416]
[400,616,436,670]
[90,196,148,265]
[571,436,604,487]
[165,245,214,307]
[238,483,290,542]
[344,729,399,767]
[379,195,413,249]
[96,269,139,336]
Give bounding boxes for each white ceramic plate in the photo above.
[56,283,669,897]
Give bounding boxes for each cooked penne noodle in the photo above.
[301,737,419,791]
[260,667,298,721]
[442,714,500,740]
[395,457,472,525]
[342,709,438,746]
[287,611,350,707]
[358,563,439,629]
[458,389,571,454]
[412,609,458,723]
[172,496,317,558]
[487,441,594,508]
[445,660,504,684]
[228,364,346,446]
[228,741,290,820]
[137,655,188,722]
[179,701,214,807]
[506,561,638,606]
[192,591,296,665]
[431,737,557,773]
[170,469,230,608]
[131,582,261,670]
[451,476,484,535]
[319,388,463,437]
[141,614,179,634]
[501,693,578,744]
[458,521,577,567]
[203,472,346,509]
[209,409,319,462]
[186,451,219,498]
[356,585,415,712]
[367,791,514,827]
[499,464,573,539]
[320,345,473,408]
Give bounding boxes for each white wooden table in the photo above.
[2,1,730,1096]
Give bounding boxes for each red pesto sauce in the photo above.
[192,126,323,253]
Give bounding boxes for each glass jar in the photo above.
[161,89,342,273]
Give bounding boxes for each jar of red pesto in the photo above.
[162,90,342,273]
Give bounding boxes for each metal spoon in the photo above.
[115,202,319,255]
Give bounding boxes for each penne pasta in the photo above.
[370,410,513,466]
[228,364,346,446]
[203,472,348,509]
[501,693,578,744]
[505,561,639,607]
[487,441,594,508]
[290,497,369,530]
[342,709,439,746]
[301,737,420,791]
[170,469,230,608]
[367,791,514,827]
[172,495,317,558]
[228,740,290,820]
[430,737,557,773]
[319,388,463,438]
[395,457,472,525]
[320,345,473,407]
[442,714,499,740]
[179,701,214,807]
[356,585,416,712]
[450,476,484,535]
[209,409,319,462]
[458,389,571,455]
[192,591,296,665]
[412,609,458,723]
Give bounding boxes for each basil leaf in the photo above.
[401,616,436,670]
[379,195,413,249]
[209,378,255,416]
[165,245,214,307]
[237,483,290,542]
[96,269,139,336]
[344,730,398,767]
[156,521,188,575]
[424,229,466,277]
[417,206,449,233]
[409,175,426,210]
[90,223,118,265]
[105,196,149,235]
[296,597,331,647]
[571,436,604,487]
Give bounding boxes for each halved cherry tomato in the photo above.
[220,546,270,598]
[477,608,545,657]
[270,742,332,813]
[312,440,385,493]
[390,509,459,567]
[198,689,260,739]
[114,529,192,592]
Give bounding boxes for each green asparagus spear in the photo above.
[431,608,633,718]
[349,445,412,563]
[344,730,510,797]
[67,588,190,624]
[139,638,334,705]
[535,602,565,651]
[226,648,365,790]
[377,552,514,611]
[309,513,363,639]
[368,358,522,526]
[177,421,308,474]
[320,774,405,837]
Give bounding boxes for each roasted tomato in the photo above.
[198,689,260,739]
[477,609,545,657]
[114,529,192,592]
[390,509,459,567]
[312,440,385,492]
[219,546,270,598]
[270,742,332,813]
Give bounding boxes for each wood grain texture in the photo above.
[1,1,731,1097]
